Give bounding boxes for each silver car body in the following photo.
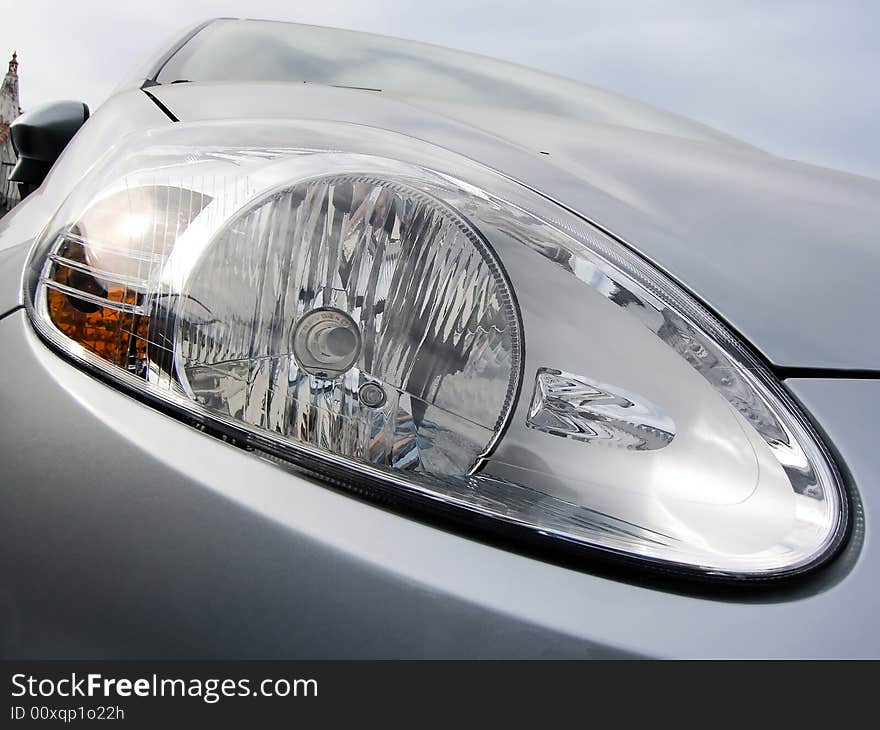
[1,19,877,658]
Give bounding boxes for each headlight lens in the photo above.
[175,174,521,475]
[25,121,847,581]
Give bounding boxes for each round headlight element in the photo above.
[174,176,522,477]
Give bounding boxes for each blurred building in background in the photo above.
[1,51,22,214]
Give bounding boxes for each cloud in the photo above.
[2,0,877,179]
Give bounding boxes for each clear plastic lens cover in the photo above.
[26,120,847,580]
[175,174,520,476]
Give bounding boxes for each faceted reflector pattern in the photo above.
[527,368,675,450]
[176,176,521,475]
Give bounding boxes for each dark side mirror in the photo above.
[9,100,90,195]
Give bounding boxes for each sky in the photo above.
[2,0,878,180]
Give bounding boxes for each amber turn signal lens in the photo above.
[46,240,149,370]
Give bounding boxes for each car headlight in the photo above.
[24,120,847,581]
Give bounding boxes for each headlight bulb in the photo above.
[292,307,363,379]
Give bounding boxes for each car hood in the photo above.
[148,81,880,371]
